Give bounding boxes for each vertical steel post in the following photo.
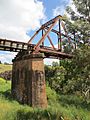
[34,17,59,50]
[42,29,44,46]
[58,19,62,51]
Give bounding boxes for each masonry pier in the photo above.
[0,15,73,108]
[12,52,47,108]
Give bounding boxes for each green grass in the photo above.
[0,78,90,120]
[0,64,12,73]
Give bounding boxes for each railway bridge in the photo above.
[0,15,74,108]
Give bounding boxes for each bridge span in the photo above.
[0,38,72,59]
[0,15,74,108]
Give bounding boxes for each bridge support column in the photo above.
[12,53,47,108]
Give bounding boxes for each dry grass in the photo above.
[0,64,12,73]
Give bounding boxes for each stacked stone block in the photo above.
[12,52,47,108]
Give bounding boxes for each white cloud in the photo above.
[0,51,17,63]
[0,0,45,63]
[53,0,71,17]
[44,58,59,65]
[53,6,65,17]
[0,0,45,42]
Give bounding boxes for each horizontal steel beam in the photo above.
[0,38,35,52]
[41,15,62,28]
[39,48,73,59]
[0,38,73,59]
[45,27,74,40]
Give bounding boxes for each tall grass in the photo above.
[0,78,90,120]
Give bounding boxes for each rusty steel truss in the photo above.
[0,15,73,59]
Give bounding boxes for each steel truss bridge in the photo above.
[0,15,75,59]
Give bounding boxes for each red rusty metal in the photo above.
[0,38,73,59]
[41,15,62,28]
[33,17,59,51]
[28,29,41,44]
[43,29,56,50]
[28,15,62,45]
[45,26,73,40]
[42,29,44,46]
[0,15,75,59]
[58,19,61,50]
[39,48,72,59]
[27,15,74,52]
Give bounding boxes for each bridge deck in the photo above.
[0,38,72,59]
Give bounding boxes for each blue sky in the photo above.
[42,0,70,19]
[0,0,71,64]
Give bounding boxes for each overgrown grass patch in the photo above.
[59,94,90,110]
[0,78,90,120]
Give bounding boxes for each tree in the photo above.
[73,0,90,22]
[45,62,66,92]
[65,0,90,44]
[62,0,90,97]
[61,45,90,100]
